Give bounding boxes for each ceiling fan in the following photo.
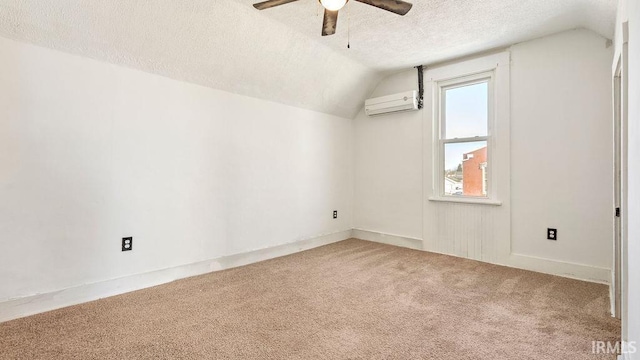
[253,0,413,36]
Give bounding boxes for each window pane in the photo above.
[444,82,488,139]
[444,141,488,197]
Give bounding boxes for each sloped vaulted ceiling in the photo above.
[249,0,617,70]
[0,0,618,119]
[0,0,380,119]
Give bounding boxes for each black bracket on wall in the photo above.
[415,65,424,109]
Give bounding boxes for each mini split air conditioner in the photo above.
[364,90,419,116]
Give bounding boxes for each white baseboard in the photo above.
[508,253,611,284]
[351,229,610,284]
[0,228,612,323]
[352,229,423,250]
[0,230,352,323]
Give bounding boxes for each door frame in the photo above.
[611,22,628,330]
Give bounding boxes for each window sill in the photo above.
[428,196,502,206]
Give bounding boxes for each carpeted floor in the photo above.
[0,239,620,359]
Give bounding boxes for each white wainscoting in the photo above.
[424,201,509,265]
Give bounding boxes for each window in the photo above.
[435,72,495,201]
[426,52,508,206]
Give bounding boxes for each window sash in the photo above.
[440,78,491,140]
[440,138,491,198]
[436,71,495,200]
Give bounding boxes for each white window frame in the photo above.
[426,52,509,206]
[480,162,488,196]
[436,72,494,201]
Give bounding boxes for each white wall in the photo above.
[353,69,423,239]
[509,29,614,268]
[354,29,614,282]
[0,36,353,303]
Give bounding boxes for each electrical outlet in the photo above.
[333,210,338,219]
[547,228,557,241]
[122,237,133,251]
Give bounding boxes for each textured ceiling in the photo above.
[0,0,380,118]
[0,0,617,118]
[244,0,617,70]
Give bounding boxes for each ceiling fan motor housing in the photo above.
[253,0,413,36]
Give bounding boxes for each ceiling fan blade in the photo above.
[322,9,338,36]
[253,0,301,10]
[354,0,412,15]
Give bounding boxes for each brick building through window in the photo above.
[462,146,487,196]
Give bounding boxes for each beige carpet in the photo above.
[0,239,620,359]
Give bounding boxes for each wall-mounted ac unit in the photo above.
[364,90,419,116]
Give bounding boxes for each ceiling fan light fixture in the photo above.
[320,0,347,11]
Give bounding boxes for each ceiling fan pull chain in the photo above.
[347,0,351,48]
